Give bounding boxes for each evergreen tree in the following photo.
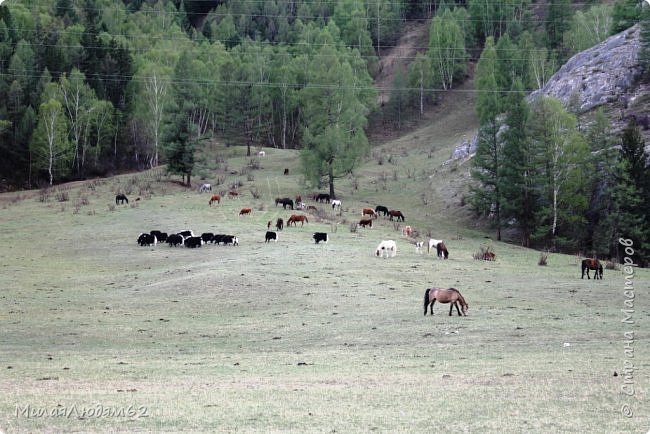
[545,0,573,52]
[471,37,504,240]
[500,79,537,247]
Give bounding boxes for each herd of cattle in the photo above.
[137,230,239,248]
[131,190,450,259]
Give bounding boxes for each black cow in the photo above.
[167,234,184,246]
[276,218,284,231]
[184,236,203,248]
[375,205,389,217]
[313,232,328,244]
[178,230,194,238]
[201,233,214,243]
[150,230,167,243]
[137,233,157,246]
[265,231,278,243]
[212,234,226,245]
[221,235,239,246]
[116,194,128,204]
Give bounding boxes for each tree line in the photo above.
[0,0,648,261]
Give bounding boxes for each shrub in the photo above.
[55,190,69,202]
[538,252,548,266]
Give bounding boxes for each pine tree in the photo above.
[471,37,504,240]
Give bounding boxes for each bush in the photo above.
[55,190,69,202]
[538,252,548,266]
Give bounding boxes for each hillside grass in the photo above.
[1,103,648,433]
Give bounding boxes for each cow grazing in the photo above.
[375,205,389,217]
[283,168,289,175]
[150,230,168,243]
[313,232,328,244]
[388,210,405,222]
[184,236,203,248]
[178,230,194,238]
[276,218,284,231]
[137,233,157,246]
[239,208,252,216]
[213,234,238,245]
[265,231,278,243]
[228,191,239,199]
[221,235,239,246]
[199,183,212,193]
[358,219,373,228]
[376,240,397,258]
[201,233,214,243]
[116,194,128,204]
[166,234,184,247]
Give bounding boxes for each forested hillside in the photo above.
[0,0,649,262]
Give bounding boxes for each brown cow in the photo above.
[228,191,239,199]
[239,208,252,216]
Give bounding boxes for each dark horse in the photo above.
[115,194,128,204]
[581,258,603,280]
[424,287,468,316]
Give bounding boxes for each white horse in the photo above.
[427,238,448,259]
[376,240,397,258]
[427,239,442,254]
[331,199,342,209]
[199,183,212,193]
[415,241,424,253]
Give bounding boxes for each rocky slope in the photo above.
[449,24,648,161]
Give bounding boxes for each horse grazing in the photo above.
[375,240,397,258]
[287,214,308,226]
[315,193,330,203]
[358,219,373,228]
[388,210,405,222]
[362,208,377,218]
[228,191,239,199]
[275,197,294,209]
[427,239,448,259]
[423,287,468,316]
[209,194,221,206]
[115,194,128,205]
[331,199,342,209]
[276,218,284,231]
[199,183,212,193]
[239,208,252,216]
[265,231,278,243]
[375,205,389,217]
[581,258,603,280]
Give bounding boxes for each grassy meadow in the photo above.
[1,97,648,433]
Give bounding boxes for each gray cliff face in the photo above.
[448,25,646,162]
[528,25,642,113]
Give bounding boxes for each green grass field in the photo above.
[1,96,648,433]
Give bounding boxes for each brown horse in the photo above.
[239,208,252,216]
[423,287,468,316]
[388,210,405,222]
[287,214,308,226]
[228,191,239,199]
[581,258,603,280]
[209,194,221,206]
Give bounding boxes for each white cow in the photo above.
[375,240,397,258]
